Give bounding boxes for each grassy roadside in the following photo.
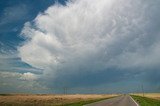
[60,97,115,106]
[131,95,160,106]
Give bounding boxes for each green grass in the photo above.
[131,95,160,106]
[0,94,13,96]
[62,97,112,106]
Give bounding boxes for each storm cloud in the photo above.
[18,0,160,92]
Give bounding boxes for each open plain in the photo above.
[133,93,160,100]
[0,94,116,106]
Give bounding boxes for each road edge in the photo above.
[83,96,119,106]
[130,96,139,106]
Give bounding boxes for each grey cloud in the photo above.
[17,0,160,92]
[0,71,48,93]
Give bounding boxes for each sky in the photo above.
[0,0,160,94]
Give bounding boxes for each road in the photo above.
[84,95,139,106]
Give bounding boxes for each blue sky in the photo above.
[0,0,160,94]
[0,0,66,47]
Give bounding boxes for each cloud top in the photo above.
[18,0,160,89]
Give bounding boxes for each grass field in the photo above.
[131,95,160,106]
[0,94,116,106]
[132,93,160,100]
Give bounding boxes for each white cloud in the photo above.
[0,71,48,93]
[20,72,38,81]
[18,0,160,87]
[0,71,38,81]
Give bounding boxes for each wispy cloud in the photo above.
[0,4,29,26]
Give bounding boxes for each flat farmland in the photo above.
[0,94,117,106]
[133,93,160,100]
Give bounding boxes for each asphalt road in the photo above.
[84,95,139,106]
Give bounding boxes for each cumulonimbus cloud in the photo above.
[18,0,160,88]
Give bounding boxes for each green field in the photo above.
[131,95,160,106]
